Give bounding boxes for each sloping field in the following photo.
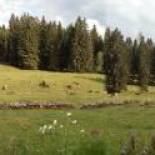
[0,64,155,105]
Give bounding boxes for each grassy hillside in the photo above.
[0,65,155,154]
[0,64,155,104]
[0,106,155,155]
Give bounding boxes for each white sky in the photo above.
[0,0,155,39]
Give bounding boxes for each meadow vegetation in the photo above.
[0,106,155,155]
[0,8,154,155]
[0,64,155,105]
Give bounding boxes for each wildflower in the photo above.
[41,128,46,135]
[43,125,47,129]
[39,127,43,133]
[60,125,64,128]
[39,126,46,135]
[72,120,77,125]
[53,120,58,125]
[80,129,85,133]
[38,125,47,134]
[48,125,53,130]
[67,112,72,117]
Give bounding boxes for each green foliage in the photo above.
[138,35,150,92]
[120,135,155,155]
[59,24,75,71]
[104,28,128,94]
[48,22,64,71]
[103,27,111,74]
[73,136,106,155]
[90,25,104,71]
[130,39,139,75]
[39,20,58,71]
[69,17,93,72]
[8,14,40,69]
[0,107,155,154]
[126,37,133,75]
[39,16,49,69]
[96,51,104,73]
[2,13,155,93]
[0,25,8,62]
[17,14,40,69]
[8,14,20,66]
[120,135,137,155]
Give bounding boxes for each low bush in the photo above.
[39,80,50,88]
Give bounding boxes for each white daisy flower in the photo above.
[80,129,85,133]
[43,125,47,129]
[41,128,46,135]
[67,112,72,117]
[53,120,58,125]
[60,125,64,128]
[72,120,77,125]
[48,125,53,130]
[38,127,43,132]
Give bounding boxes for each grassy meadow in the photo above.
[0,106,155,155]
[0,64,155,105]
[1,65,155,154]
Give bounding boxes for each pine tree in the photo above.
[0,25,8,62]
[125,37,136,84]
[146,39,154,76]
[48,22,60,71]
[151,46,155,79]
[131,39,139,76]
[8,14,20,66]
[96,51,104,73]
[70,17,93,72]
[17,14,40,69]
[104,28,128,94]
[138,35,150,92]
[151,48,155,76]
[59,24,75,71]
[125,37,133,74]
[3,13,155,88]
[90,25,104,71]
[45,22,56,71]
[39,16,49,70]
[54,22,64,70]
[103,27,111,74]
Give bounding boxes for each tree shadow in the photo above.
[75,76,104,84]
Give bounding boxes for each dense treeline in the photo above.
[0,13,155,94]
[104,29,155,94]
[0,13,103,72]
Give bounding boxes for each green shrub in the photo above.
[39,80,50,88]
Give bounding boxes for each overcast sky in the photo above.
[0,0,155,39]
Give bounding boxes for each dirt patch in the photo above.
[0,100,154,110]
[0,103,74,110]
[80,100,155,109]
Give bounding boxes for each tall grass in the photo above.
[37,112,107,155]
[0,107,155,155]
[73,135,106,155]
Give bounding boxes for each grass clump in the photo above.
[2,85,8,90]
[73,136,107,155]
[39,80,50,88]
